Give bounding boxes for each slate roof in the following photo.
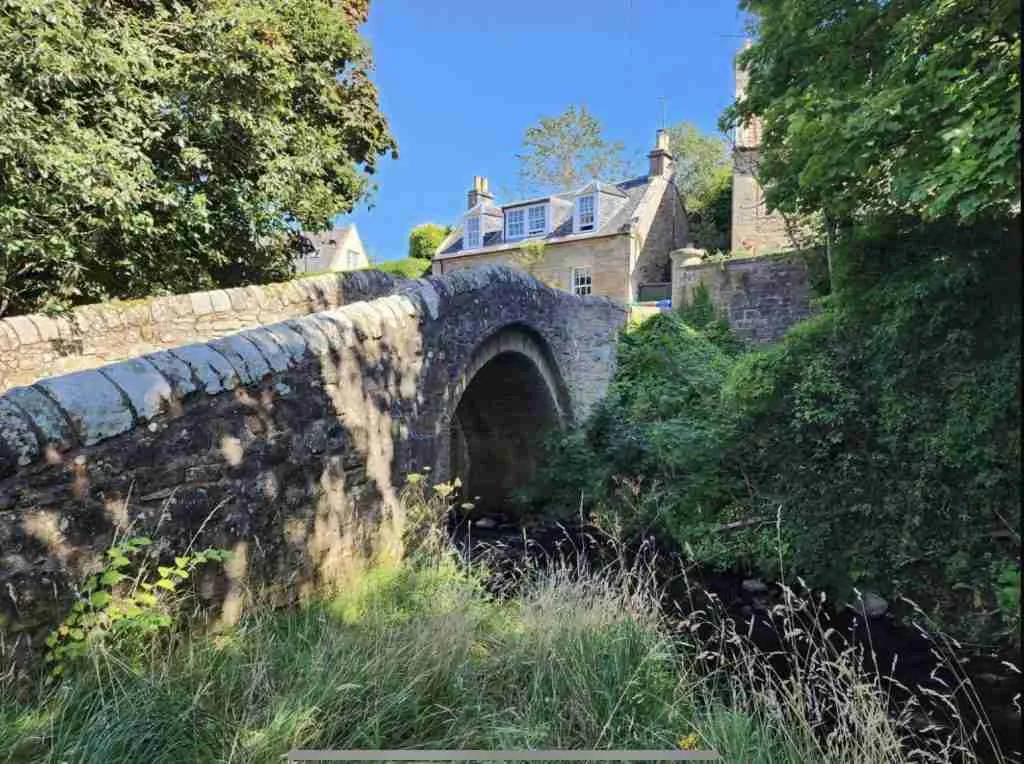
[437,175,652,258]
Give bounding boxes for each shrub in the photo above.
[542,217,1022,645]
[408,223,451,260]
[371,257,432,279]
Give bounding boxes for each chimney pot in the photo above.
[648,130,674,178]
[467,175,494,209]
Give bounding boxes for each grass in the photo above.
[2,554,1003,763]
[0,478,1009,762]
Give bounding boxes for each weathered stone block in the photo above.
[35,370,135,445]
[208,335,272,384]
[5,385,76,449]
[99,358,174,421]
[209,290,233,314]
[168,344,239,394]
[5,316,40,345]
[0,399,40,469]
[144,350,199,398]
[241,329,290,373]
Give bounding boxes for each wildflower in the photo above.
[677,733,700,750]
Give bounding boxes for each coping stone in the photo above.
[241,329,290,373]
[36,370,135,446]
[209,290,232,313]
[261,323,309,363]
[167,344,239,395]
[208,335,272,384]
[0,398,41,467]
[99,358,174,421]
[285,317,331,357]
[4,385,76,449]
[5,316,41,345]
[143,350,199,398]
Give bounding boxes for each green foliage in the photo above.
[45,537,230,678]
[724,0,1021,224]
[516,105,627,193]
[677,282,747,356]
[541,218,1021,644]
[407,223,450,260]
[4,556,965,762]
[535,311,746,545]
[372,256,432,279]
[399,469,475,559]
[664,121,732,249]
[0,0,396,317]
[687,169,732,252]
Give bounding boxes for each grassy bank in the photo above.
[2,544,1000,763]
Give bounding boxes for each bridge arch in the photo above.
[446,324,571,514]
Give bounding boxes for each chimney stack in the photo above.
[467,175,494,209]
[648,129,673,178]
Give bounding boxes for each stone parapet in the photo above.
[0,270,403,392]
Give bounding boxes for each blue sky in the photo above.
[335,0,749,262]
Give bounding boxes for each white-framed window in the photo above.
[575,194,596,232]
[464,216,481,249]
[527,204,547,236]
[505,203,546,240]
[505,208,525,239]
[347,249,359,268]
[572,266,592,296]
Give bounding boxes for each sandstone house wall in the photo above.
[0,270,403,393]
[0,266,627,674]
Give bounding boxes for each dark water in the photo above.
[448,512,1022,762]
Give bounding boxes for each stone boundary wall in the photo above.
[0,266,627,677]
[0,270,403,392]
[670,250,815,344]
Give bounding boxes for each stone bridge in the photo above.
[0,266,626,667]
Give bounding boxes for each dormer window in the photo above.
[506,208,525,239]
[505,203,547,241]
[464,216,481,249]
[575,193,596,232]
[527,204,546,236]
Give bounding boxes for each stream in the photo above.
[448,511,1022,762]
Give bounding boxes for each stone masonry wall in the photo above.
[670,251,814,344]
[0,266,627,676]
[0,269,403,393]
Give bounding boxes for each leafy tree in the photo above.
[665,122,730,205]
[408,223,451,260]
[723,0,1021,224]
[516,105,627,194]
[663,122,732,251]
[0,0,396,317]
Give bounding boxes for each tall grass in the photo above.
[0,479,1012,762]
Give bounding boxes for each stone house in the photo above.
[431,130,688,304]
[731,43,800,255]
[296,223,369,274]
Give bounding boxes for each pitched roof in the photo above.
[304,225,352,249]
[437,175,652,258]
